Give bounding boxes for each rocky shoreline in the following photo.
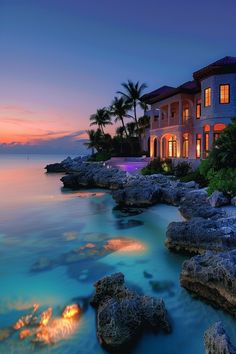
[45,156,236,352]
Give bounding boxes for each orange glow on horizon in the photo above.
[0,104,89,144]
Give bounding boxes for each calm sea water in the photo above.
[0,154,235,354]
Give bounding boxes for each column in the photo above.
[168,104,171,126]
[158,108,162,128]
[178,100,182,125]
[200,130,204,159]
[209,125,214,150]
[150,135,155,158]
[176,132,182,158]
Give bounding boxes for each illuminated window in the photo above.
[196,134,201,158]
[204,133,209,158]
[220,84,230,104]
[196,100,201,118]
[183,106,189,122]
[182,135,189,158]
[204,88,211,107]
[168,137,177,158]
[213,123,226,142]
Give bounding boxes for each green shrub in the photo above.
[141,158,173,175]
[88,151,111,162]
[180,169,208,187]
[206,168,236,196]
[174,161,192,178]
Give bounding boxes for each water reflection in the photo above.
[1,155,236,354]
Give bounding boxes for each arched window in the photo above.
[213,123,226,142]
[196,134,201,159]
[203,125,210,158]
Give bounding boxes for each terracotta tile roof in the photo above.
[193,56,236,80]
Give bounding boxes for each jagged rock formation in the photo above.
[179,189,223,220]
[45,156,87,173]
[204,322,236,354]
[208,191,231,208]
[180,250,236,316]
[91,272,170,352]
[61,163,127,190]
[112,174,197,207]
[166,217,236,254]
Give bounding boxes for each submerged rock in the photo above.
[143,270,153,279]
[180,250,236,316]
[149,280,175,296]
[204,322,236,354]
[208,191,230,208]
[91,272,170,352]
[0,328,12,341]
[166,217,236,254]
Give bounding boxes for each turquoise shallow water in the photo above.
[0,154,236,354]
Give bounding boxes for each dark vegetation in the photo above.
[85,80,150,160]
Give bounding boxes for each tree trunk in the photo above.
[121,117,128,137]
[133,100,141,151]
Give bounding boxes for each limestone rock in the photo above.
[180,249,236,316]
[179,189,223,220]
[231,196,236,207]
[166,217,236,254]
[204,322,236,354]
[208,191,230,208]
[91,272,170,352]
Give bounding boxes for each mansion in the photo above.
[142,56,236,161]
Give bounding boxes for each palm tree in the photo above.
[110,97,132,137]
[117,80,147,128]
[139,99,149,115]
[138,115,150,134]
[90,108,112,134]
[116,126,125,138]
[126,122,136,137]
[84,129,103,152]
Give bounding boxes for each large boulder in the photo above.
[231,197,236,207]
[166,217,236,254]
[112,181,161,207]
[208,191,230,208]
[111,174,192,207]
[204,322,236,354]
[45,156,87,173]
[180,249,236,316]
[61,163,127,190]
[91,273,170,352]
[179,189,223,220]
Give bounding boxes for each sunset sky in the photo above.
[1,0,236,153]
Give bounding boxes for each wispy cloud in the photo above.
[0,130,89,154]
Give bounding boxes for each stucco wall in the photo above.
[201,73,236,119]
